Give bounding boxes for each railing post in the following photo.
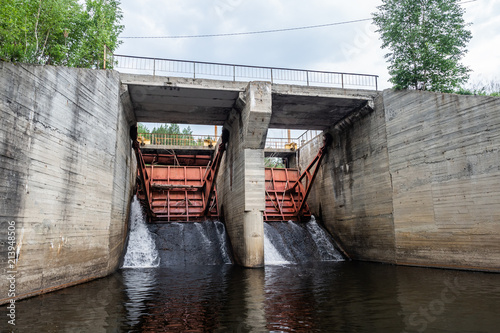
[341,73,344,89]
[306,71,309,86]
[193,62,196,79]
[103,44,107,69]
[153,59,156,77]
[375,76,378,91]
[233,65,236,81]
[270,68,273,84]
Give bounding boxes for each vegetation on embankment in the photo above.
[0,0,123,69]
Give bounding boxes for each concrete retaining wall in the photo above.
[305,93,395,263]
[385,90,500,271]
[0,62,136,303]
[305,89,500,271]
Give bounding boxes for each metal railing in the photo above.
[137,130,322,150]
[297,130,323,146]
[265,130,322,150]
[138,133,220,147]
[113,54,378,90]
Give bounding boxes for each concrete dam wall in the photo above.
[0,62,136,303]
[305,89,500,272]
[1,62,499,304]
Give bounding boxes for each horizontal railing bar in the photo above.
[113,54,379,82]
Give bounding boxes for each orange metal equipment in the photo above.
[264,168,311,222]
[132,127,229,223]
[132,124,330,223]
[264,133,332,222]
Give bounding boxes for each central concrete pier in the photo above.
[217,82,271,267]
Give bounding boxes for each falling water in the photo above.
[264,232,290,265]
[148,220,233,266]
[214,221,233,264]
[264,216,344,265]
[122,196,160,268]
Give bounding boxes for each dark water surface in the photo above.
[2,261,500,332]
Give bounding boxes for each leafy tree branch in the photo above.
[373,0,472,92]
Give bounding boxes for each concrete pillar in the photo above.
[217,82,272,267]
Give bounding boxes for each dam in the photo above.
[1,59,500,310]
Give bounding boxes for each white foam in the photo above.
[122,196,160,268]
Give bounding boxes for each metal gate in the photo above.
[264,133,332,222]
[132,126,331,223]
[132,128,229,223]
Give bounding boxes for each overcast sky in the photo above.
[115,0,499,134]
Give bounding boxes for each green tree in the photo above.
[150,124,196,146]
[151,124,181,135]
[137,123,150,133]
[0,0,123,68]
[373,0,472,92]
[69,0,123,68]
[265,157,285,168]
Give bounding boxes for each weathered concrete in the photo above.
[120,74,243,124]
[270,84,376,130]
[386,90,500,271]
[304,89,500,272]
[216,82,272,267]
[0,62,136,304]
[304,94,394,262]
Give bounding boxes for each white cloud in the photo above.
[462,0,500,85]
[116,0,500,91]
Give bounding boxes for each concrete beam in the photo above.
[127,84,241,124]
[120,74,375,130]
[271,94,373,130]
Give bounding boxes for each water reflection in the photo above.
[264,262,406,332]
[122,268,158,328]
[4,270,127,332]
[125,266,232,332]
[2,262,499,332]
[395,265,500,333]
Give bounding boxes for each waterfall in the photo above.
[264,216,344,265]
[122,196,160,268]
[214,221,233,265]
[264,231,290,265]
[150,220,233,266]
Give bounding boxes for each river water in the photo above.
[3,261,500,332]
[2,202,500,332]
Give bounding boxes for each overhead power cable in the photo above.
[120,0,477,40]
[120,18,372,39]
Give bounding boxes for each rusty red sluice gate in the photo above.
[265,133,332,222]
[131,126,331,223]
[264,168,311,222]
[132,128,228,223]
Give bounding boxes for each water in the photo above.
[121,196,160,268]
[122,197,233,267]
[3,216,500,332]
[264,217,344,265]
[148,220,233,266]
[4,262,500,332]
